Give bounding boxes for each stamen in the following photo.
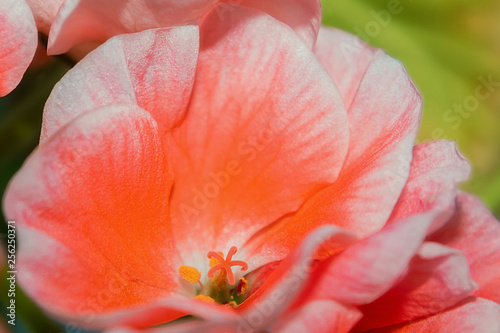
[179,266,201,283]
[207,246,248,285]
[194,295,215,303]
[236,277,248,296]
[179,265,204,292]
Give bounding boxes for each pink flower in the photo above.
[0,0,37,96]
[4,4,500,332]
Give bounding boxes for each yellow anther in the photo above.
[224,301,238,309]
[179,265,201,284]
[194,295,216,303]
[237,277,248,296]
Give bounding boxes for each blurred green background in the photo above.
[322,0,500,214]
[1,0,499,331]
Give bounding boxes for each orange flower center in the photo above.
[179,246,249,307]
[207,246,248,285]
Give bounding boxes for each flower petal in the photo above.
[313,26,377,109]
[303,208,455,306]
[85,296,238,330]
[48,0,321,54]
[428,193,500,303]
[164,5,348,267]
[25,0,63,35]
[388,141,470,226]
[3,104,180,325]
[271,300,361,333]
[0,0,37,96]
[371,298,500,333]
[108,319,240,333]
[238,0,321,48]
[245,42,421,262]
[48,0,216,55]
[354,242,477,331]
[41,26,199,142]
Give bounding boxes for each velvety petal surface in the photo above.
[48,0,216,54]
[429,193,500,303]
[3,105,180,325]
[41,26,198,142]
[354,242,476,331]
[25,0,63,34]
[86,296,239,330]
[313,26,377,109]
[271,300,361,333]
[109,320,240,333]
[163,5,349,268]
[48,0,321,54]
[388,141,470,225]
[245,40,421,262]
[372,298,500,333]
[302,209,455,306]
[0,0,37,96]
[239,0,321,48]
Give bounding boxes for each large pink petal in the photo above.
[48,0,320,54]
[41,26,198,142]
[25,0,63,35]
[371,298,500,332]
[245,40,421,262]
[354,242,476,331]
[108,320,240,333]
[3,104,180,326]
[84,296,238,330]
[109,323,239,333]
[271,300,362,333]
[0,0,37,96]
[164,5,348,268]
[302,207,455,306]
[388,141,470,226]
[428,193,500,303]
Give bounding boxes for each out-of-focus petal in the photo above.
[3,105,180,326]
[164,5,348,268]
[239,0,321,48]
[85,296,239,330]
[25,0,63,35]
[429,193,500,303]
[245,45,421,262]
[48,0,216,55]
[0,0,37,96]
[354,242,477,331]
[371,298,500,333]
[271,300,361,333]
[48,0,321,54]
[41,26,199,142]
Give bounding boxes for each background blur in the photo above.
[1,0,499,331]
